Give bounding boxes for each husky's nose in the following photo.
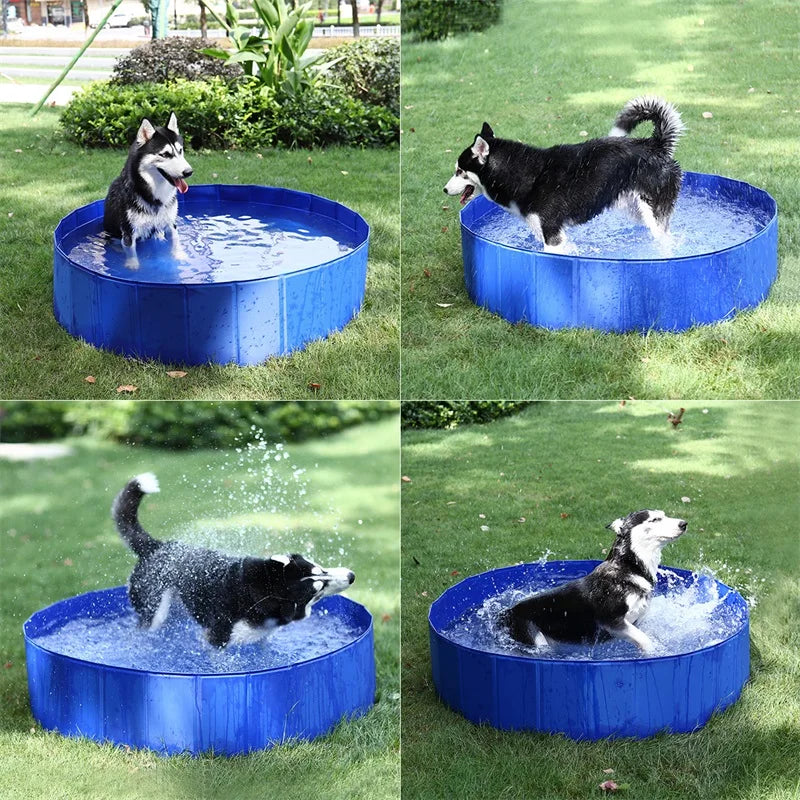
[443,187,448,193]
[346,571,355,585]
[678,520,688,531]
[182,167,193,178]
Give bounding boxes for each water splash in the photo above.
[442,568,747,660]
[32,599,362,674]
[471,186,771,259]
[165,431,354,567]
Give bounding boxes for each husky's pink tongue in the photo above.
[175,178,189,194]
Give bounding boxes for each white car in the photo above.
[107,12,131,27]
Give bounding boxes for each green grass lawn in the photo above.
[401,402,800,800]
[401,0,800,399]
[0,105,399,400]
[0,414,400,800]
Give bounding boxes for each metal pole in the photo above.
[30,0,126,115]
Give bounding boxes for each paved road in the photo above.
[0,45,125,81]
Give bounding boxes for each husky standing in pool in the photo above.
[443,97,684,254]
[103,112,193,265]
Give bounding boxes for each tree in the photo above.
[376,0,384,24]
[349,0,358,36]
[199,1,207,38]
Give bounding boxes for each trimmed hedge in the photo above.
[60,78,399,150]
[327,38,400,115]
[111,37,242,85]
[0,402,398,449]
[401,402,531,429]
[405,0,503,41]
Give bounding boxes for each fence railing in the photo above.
[311,24,400,37]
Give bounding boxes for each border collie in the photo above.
[103,113,193,261]
[499,510,687,653]
[444,96,684,253]
[112,473,355,648]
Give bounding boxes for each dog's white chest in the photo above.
[126,199,177,240]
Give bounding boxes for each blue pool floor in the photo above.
[442,569,747,660]
[31,598,363,674]
[60,202,361,284]
[470,185,771,259]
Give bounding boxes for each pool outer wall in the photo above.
[461,171,778,333]
[53,185,370,366]
[24,586,376,756]
[429,561,750,740]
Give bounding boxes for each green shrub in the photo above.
[60,79,399,150]
[401,402,531,429]
[0,403,72,441]
[327,38,399,114]
[111,36,242,85]
[0,402,398,448]
[267,85,399,149]
[405,0,503,41]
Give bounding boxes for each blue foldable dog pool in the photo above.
[24,586,375,755]
[429,561,749,739]
[53,185,369,366]
[460,172,778,332]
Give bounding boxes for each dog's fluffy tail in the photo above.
[609,96,684,158]
[112,473,161,558]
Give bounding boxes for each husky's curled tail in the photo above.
[111,473,161,558]
[609,96,685,158]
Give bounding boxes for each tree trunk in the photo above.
[349,0,358,37]
[199,1,207,38]
[82,0,90,29]
[376,0,383,24]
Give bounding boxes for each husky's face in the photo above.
[265,553,355,620]
[134,113,193,198]
[608,509,687,543]
[607,509,687,578]
[443,122,494,204]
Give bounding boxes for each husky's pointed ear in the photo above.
[480,121,494,139]
[166,112,180,135]
[606,518,625,534]
[135,119,156,146]
[472,135,490,164]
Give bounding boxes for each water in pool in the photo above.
[32,598,362,674]
[61,202,360,284]
[442,568,746,660]
[470,186,771,259]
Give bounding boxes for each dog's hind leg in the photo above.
[128,576,170,630]
[636,197,671,240]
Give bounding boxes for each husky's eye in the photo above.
[455,168,464,176]
[160,151,174,158]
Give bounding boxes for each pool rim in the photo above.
[459,170,777,264]
[23,585,373,679]
[53,184,371,288]
[429,560,749,665]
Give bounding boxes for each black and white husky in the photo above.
[499,510,687,653]
[103,113,193,260]
[444,96,684,254]
[112,473,355,648]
